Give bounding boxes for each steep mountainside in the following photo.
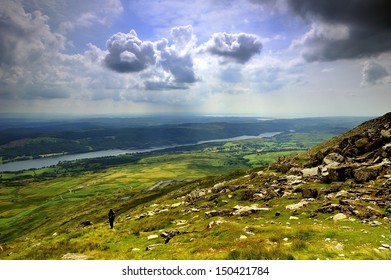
[270,111,391,220]
[1,113,391,260]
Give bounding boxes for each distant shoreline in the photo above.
[0,132,281,172]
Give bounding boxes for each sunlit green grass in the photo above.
[244,151,299,167]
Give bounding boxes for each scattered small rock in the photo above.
[207,220,224,230]
[146,244,163,251]
[370,221,382,227]
[171,202,182,208]
[32,242,41,248]
[62,253,89,260]
[335,243,344,250]
[147,234,159,240]
[174,220,188,226]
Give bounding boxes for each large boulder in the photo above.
[326,165,354,182]
[301,167,320,178]
[286,175,302,185]
[323,152,345,165]
[302,188,319,199]
[310,150,325,166]
[354,166,381,183]
[333,213,347,221]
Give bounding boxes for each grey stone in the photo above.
[354,166,381,183]
[286,199,310,211]
[323,152,345,165]
[333,213,347,221]
[301,167,320,178]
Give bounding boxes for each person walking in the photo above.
[108,208,115,229]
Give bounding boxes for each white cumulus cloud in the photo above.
[104,30,156,73]
[202,32,262,64]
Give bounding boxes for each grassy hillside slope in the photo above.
[2,115,390,260]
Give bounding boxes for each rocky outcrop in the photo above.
[129,113,391,250]
[272,113,391,184]
[258,113,391,221]
[185,188,208,204]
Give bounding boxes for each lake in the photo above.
[0,132,281,172]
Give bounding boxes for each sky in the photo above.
[0,0,391,118]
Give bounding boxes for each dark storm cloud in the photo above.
[204,32,262,64]
[288,0,390,28]
[287,0,391,61]
[104,29,156,73]
[361,61,390,85]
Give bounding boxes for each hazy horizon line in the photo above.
[0,112,380,121]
